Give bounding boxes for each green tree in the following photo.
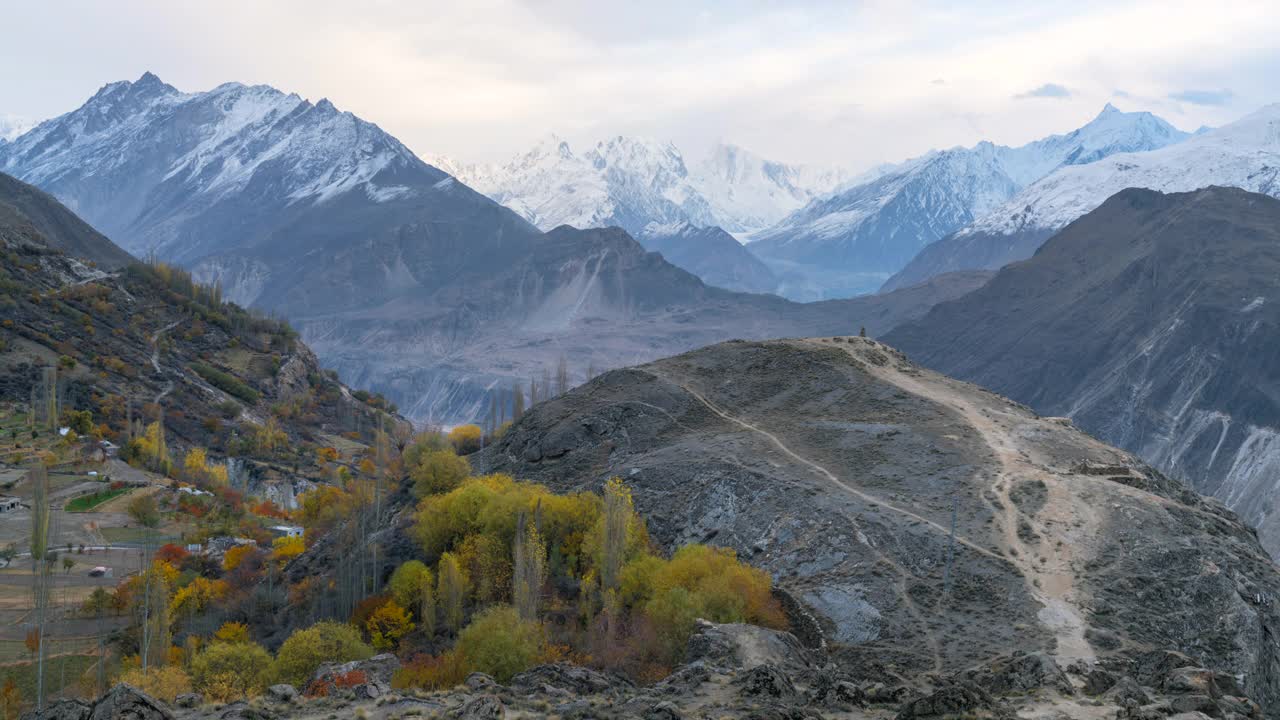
[455,605,544,682]
[437,552,467,633]
[191,641,272,701]
[388,561,431,614]
[272,621,373,687]
[410,450,469,498]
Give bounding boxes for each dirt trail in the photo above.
[150,319,183,404]
[816,339,1099,665]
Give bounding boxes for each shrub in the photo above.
[117,665,192,703]
[273,621,374,687]
[388,560,432,612]
[391,650,470,691]
[191,641,272,701]
[447,425,483,454]
[190,362,260,404]
[410,450,469,498]
[455,605,544,682]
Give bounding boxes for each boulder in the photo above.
[20,699,91,720]
[895,683,1001,720]
[643,701,683,720]
[90,685,173,720]
[1132,650,1196,686]
[734,664,797,699]
[174,694,203,709]
[652,663,711,695]
[1103,676,1151,707]
[464,672,497,691]
[265,685,298,703]
[310,652,400,690]
[1162,667,1221,697]
[685,620,813,673]
[509,663,629,696]
[448,694,504,720]
[954,651,1073,696]
[1082,667,1118,695]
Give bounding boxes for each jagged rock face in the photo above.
[887,103,1280,291]
[886,187,1280,559]
[752,104,1189,300]
[478,337,1280,714]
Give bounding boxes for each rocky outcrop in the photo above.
[479,336,1280,715]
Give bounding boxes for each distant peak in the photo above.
[1099,102,1120,115]
[314,98,338,113]
[136,71,163,86]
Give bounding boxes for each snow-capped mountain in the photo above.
[0,72,456,264]
[751,104,1190,299]
[435,137,848,237]
[0,114,37,142]
[884,104,1280,291]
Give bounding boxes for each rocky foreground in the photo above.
[29,620,1263,719]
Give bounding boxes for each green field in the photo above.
[64,488,129,513]
[0,652,97,703]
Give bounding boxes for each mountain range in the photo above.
[883,104,1280,291]
[431,137,849,238]
[887,186,1280,559]
[750,104,1191,298]
[0,73,986,426]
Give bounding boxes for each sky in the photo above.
[3,1,1277,171]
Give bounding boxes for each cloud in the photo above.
[931,78,946,85]
[1014,83,1071,100]
[1168,88,1233,106]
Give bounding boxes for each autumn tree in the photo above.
[455,605,545,682]
[272,621,373,687]
[447,425,482,455]
[512,510,546,620]
[410,450,469,498]
[366,599,414,651]
[191,640,272,701]
[437,552,467,633]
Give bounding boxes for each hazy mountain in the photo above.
[884,104,1279,291]
[0,113,37,142]
[886,186,1280,558]
[750,104,1189,299]
[433,137,848,237]
[636,221,777,294]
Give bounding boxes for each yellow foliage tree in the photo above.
[437,552,467,632]
[117,665,192,703]
[447,425,483,454]
[366,599,414,651]
[271,536,305,564]
[223,544,256,572]
[191,641,272,701]
[410,450,469,498]
[213,622,250,644]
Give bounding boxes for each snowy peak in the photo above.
[0,72,456,262]
[961,103,1280,239]
[747,104,1190,298]
[451,135,848,236]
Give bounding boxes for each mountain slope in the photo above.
[299,223,989,424]
[636,221,777,293]
[752,104,1189,299]
[438,137,847,237]
[478,336,1280,714]
[0,172,133,269]
[0,172,394,499]
[886,103,1280,290]
[886,186,1280,558]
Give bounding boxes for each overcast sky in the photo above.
[4,1,1277,170]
